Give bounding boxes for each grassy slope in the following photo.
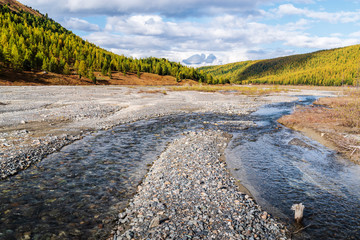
[200,45,360,86]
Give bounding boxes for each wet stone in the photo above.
[113,130,288,240]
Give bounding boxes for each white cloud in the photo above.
[330,33,343,37]
[85,32,170,51]
[277,3,305,15]
[105,15,189,37]
[64,18,100,32]
[349,31,360,37]
[283,35,359,49]
[20,0,360,66]
[284,18,312,31]
[21,0,274,17]
[82,13,360,65]
[273,4,360,23]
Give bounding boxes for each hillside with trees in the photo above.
[200,45,360,86]
[199,60,257,84]
[0,0,213,85]
[3,0,360,86]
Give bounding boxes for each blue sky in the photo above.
[21,0,360,66]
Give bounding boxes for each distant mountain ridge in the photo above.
[0,0,42,17]
[200,45,360,86]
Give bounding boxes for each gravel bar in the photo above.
[0,134,80,179]
[0,86,300,180]
[113,130,288,240]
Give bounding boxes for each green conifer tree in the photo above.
[89,68,96,84]
[63,63,70,75]
[155,62,162,75]
[11,45,22,70]
[78,60,87,79]
[108,67,112,79]
[101,63,108,76]
[42,58,49,71]
[137,69,141,78]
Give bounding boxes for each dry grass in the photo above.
[168,85,287,95]
[279,88,360,163]
[315,89,360,129]
[277,85,348,91]
[138,89,167,95]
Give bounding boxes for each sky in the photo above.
[20,0,360,66]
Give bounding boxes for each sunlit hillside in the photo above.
[200,45,360,86]
[0,0,212,84]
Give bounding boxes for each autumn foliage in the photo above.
[201,46,360,86]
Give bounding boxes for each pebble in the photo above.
[149,217,160,228]
[0,87,300,238]
[0,135,80,180]
[112,130,288,239]
[0,88,271,181]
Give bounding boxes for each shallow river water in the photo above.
[0,113,245,239]
[0,96,359,239]
[227,96,360,240]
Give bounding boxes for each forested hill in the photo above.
[0,1,212,84]
[200,45,360,86]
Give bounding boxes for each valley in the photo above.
[1,0,360,239]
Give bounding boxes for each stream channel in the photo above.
[0,96,359,239]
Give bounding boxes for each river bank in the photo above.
[278,89,360,164]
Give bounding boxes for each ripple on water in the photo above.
[227,96,360,240]
[0,113,244,239]
[1,96,359,240]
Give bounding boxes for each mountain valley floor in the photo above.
[0,86,340,239]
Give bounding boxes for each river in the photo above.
[0,96,359,239]
[227,96,360,239]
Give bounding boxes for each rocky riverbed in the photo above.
[0,86,299,179]
[113,130,287,240]
[1,86,334,239]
